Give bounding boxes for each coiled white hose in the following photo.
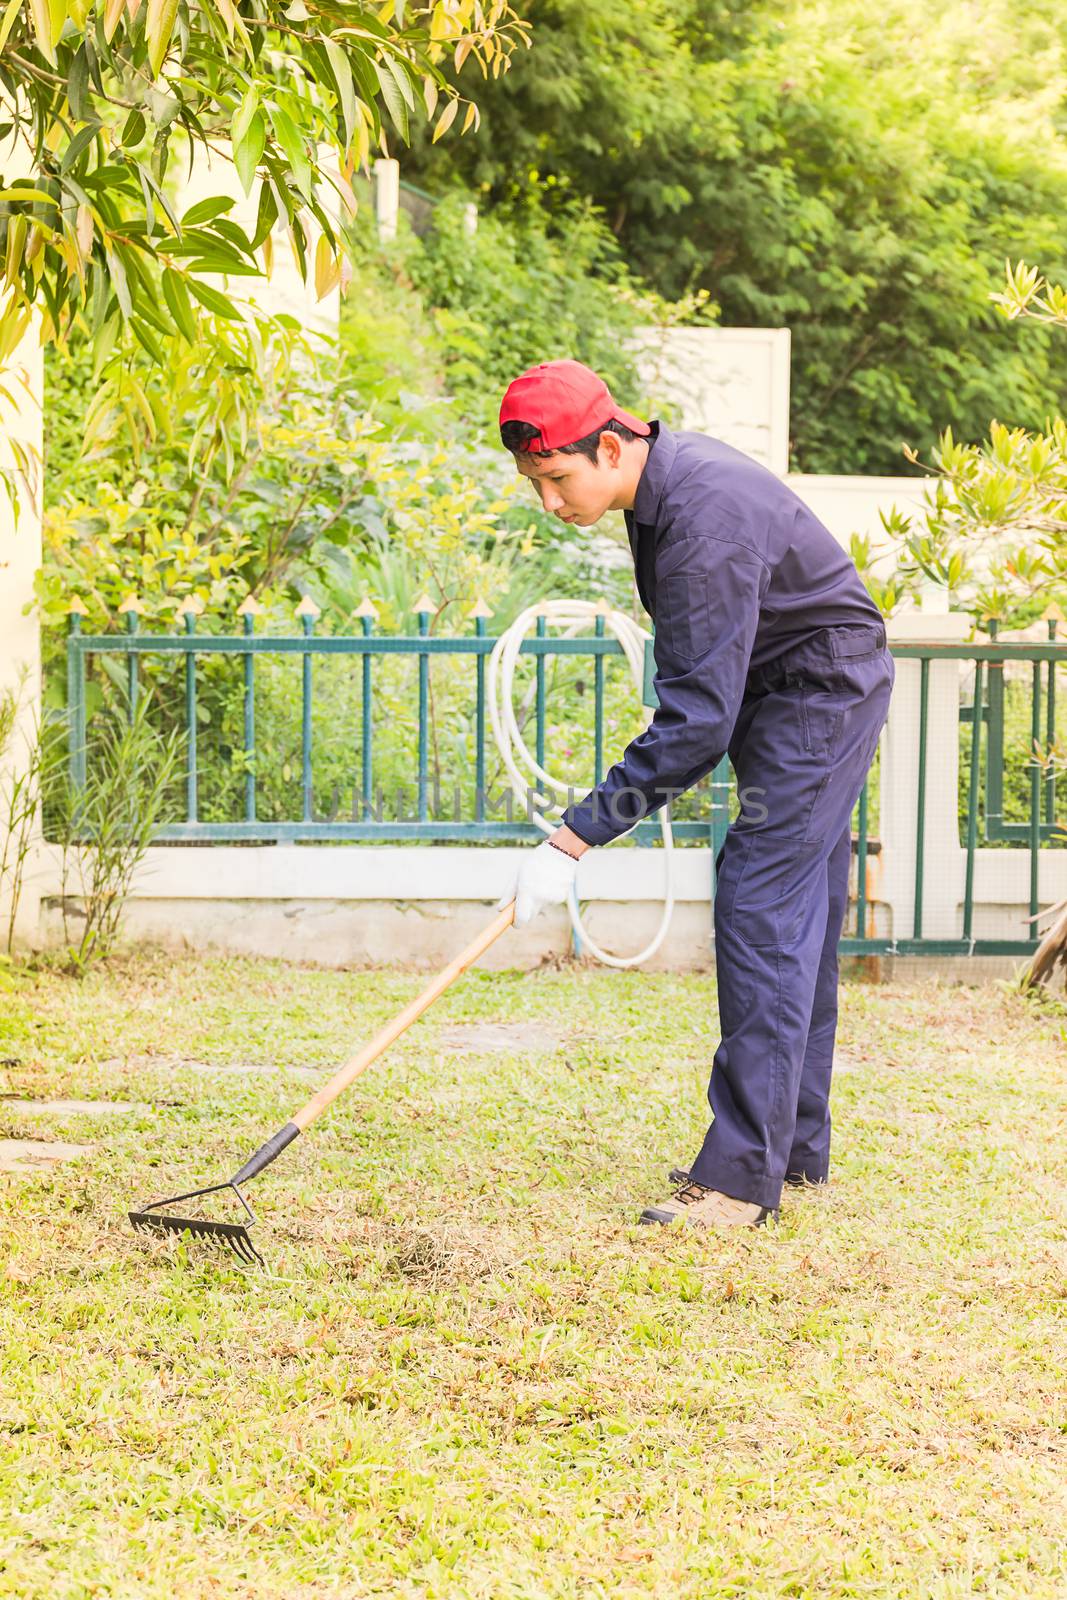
[486,598,675,968]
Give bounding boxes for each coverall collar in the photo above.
[632,419,676,525]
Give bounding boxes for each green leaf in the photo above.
[162,235,251,270]
[105,249,132,319]
[0,0,22,54]
[346,46,382,128]
[383,52,416,113]
[0,187,61,205]
[269,105,313,200]
[145,85,181,128]
[375,59,409,143]
[161,267,197,341]
[288,213,308,277]
[89,309,119,376]
[182,196,235,226]
[67,46,94,125]
[136,162,182,235]
[250,179,278,249]
[323,39,357,150]
[137,162,156,233]
[178,254,261,276]
[234,110,266,197]
[120,109,147,147]
[28,0,56,66]
[231,84,259,149]
[212,217,256,254]
[185,276,241,319]
[146,0,180,76]
[130,315,165,364]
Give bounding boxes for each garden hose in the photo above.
[486,599,675,968]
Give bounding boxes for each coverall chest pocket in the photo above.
[659,572,714,667]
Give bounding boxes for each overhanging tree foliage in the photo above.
[401,0,1067,474]
[0,0,529,499]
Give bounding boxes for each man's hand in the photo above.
[496,831,589,927]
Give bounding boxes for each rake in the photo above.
[130,900,517,1267]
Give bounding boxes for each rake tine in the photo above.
[230,1229,263,1267]
[128,1177,265,1269]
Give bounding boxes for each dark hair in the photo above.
[500,416,639,464]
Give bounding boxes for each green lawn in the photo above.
[0,953,1064,1598]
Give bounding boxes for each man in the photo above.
[495,358,895,1231]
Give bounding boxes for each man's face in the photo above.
[515,443,619,528]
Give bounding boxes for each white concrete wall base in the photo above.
[34,897,1032,985]
[37,898,721,972]
[879,955,1035,986]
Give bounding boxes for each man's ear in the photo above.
[598,430,623,468]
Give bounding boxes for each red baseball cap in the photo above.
[499,358,651,453]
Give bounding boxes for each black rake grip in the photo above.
[229,1121,301,1187]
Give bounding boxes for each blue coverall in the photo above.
[561,421,895,1210]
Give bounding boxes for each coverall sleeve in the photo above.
[560,535,769,847]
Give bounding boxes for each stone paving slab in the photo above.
[434,1022,562,1054]
[0,1139,94,1173]
[2,1099,141,1116]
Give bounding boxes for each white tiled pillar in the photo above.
[880,612,971,942]
[0,313,44,947]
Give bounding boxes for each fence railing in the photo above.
[64,604,1064,958]
[66,598,723,844]
[854,629,1062,959]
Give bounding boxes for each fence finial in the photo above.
[413,593,436,614]
[118,593,145,615]
[67,595,89,617]
[295,596,321,619]
[353,597,379,620]
[469,598,493,619]
[176,595,205,618]
[1041,601,1065,623]
[237,595,265,617]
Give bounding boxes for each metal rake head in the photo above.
[129,1180,265,1267]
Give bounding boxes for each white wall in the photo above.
[0,124,45,947]
[633,327,792,476]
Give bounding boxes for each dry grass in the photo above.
[0,951,1064,1598]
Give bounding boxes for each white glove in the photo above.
[497,838,579,928]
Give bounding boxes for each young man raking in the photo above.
[495,358,894,1231]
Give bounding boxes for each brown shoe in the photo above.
[639,1179,777,1229]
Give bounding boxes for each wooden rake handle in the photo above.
[292,898,517,1133]
[229,900,517,1186]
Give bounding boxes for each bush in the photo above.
[403,191,646,432]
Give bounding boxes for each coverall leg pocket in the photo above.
[733,831,825,950]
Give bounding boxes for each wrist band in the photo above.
[547,836,580,860]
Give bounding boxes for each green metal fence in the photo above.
[848,630,1062,959]
[65,608,1063,958]
[66,601,709,844]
